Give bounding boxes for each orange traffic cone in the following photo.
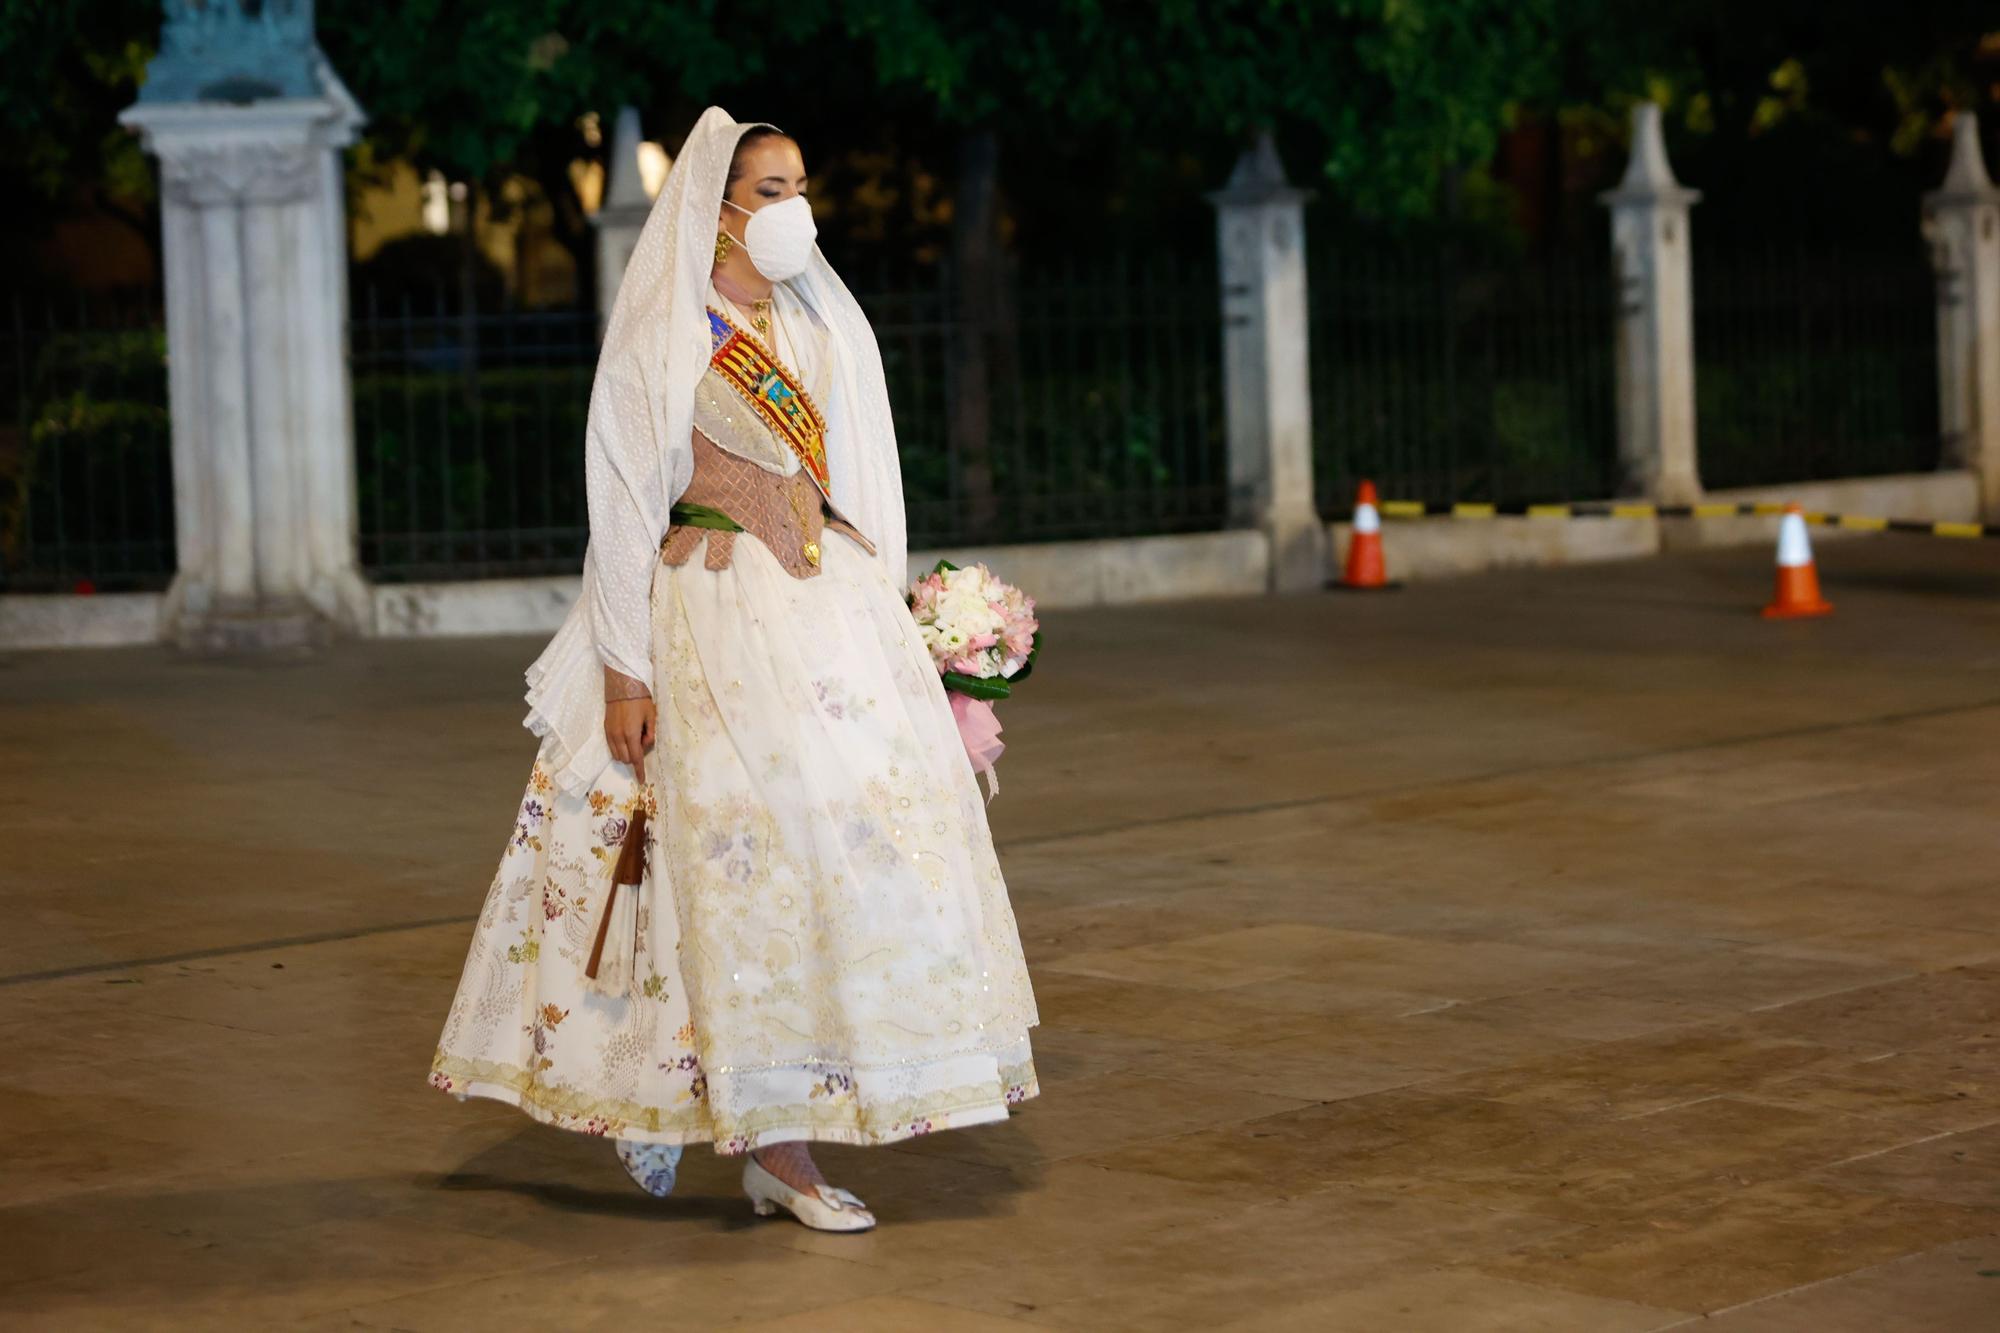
[1340,480,1389,589]
[1762,503,1833,619]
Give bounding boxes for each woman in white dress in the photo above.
[427,108,1041,1232]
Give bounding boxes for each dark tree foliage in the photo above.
[3,0,1996,270]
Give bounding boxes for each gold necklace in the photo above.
[712,269,775,338]
[789,479,820,568]
[736,294,790,371]
[761,294,787,351]
[772,296,814,567]
[726,293,775,340]
[714,277,815,565]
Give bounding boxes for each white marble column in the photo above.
[244,195,301,598]
[197,195,257,605]
[1601,103,1703,505]
[593,106,655,322]
[1924,114,2000,521]
[1208,134,1328,592]
[121,64,369,651]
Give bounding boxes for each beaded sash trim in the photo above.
[706,307,831,498]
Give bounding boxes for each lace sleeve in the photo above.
[583,365,666,687]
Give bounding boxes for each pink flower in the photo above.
[908,565,1037,683]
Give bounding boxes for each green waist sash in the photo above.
[668,500,745,532]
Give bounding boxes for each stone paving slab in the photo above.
[2,536,1998,1328]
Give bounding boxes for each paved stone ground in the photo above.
[4,534,1999,1330]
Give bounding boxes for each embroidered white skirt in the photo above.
[428,529,1041,1152]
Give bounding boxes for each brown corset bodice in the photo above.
[660,428,875,578]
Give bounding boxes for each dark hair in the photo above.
[727,127,796,190]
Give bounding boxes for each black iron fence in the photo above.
[350,287,597,581]
[0,242,1950,596]
[867,255,1226,549]
[0,289,173,593]
[350,257,1228,580]
[1309,241,1621,515]
[1693,242,1940,490]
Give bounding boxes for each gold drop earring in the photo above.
[714,228,734,264]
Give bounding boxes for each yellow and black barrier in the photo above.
[1362,499,2000,540]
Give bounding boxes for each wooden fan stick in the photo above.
[585,804,649,980]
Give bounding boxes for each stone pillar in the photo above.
[1208,133,1328,592]
[120,50,369,651]
[594,106,655,322]
[1923,114,2000,521]
[1601,103,1703,504]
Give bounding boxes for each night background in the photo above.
[5,3,1998,595]
[8,5,2000,1328]
[11,3,2000,272]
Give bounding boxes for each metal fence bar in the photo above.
[1694,241,1940,490]
[2,239,1946,595]
[854,254,1227,549]
[351,283,598,581]
[346,257,1226,581]
[1309,239,1620,513]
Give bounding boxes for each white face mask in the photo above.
[722,194,817,282]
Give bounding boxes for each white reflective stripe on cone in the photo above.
[1775,513,1814,568]
[1354,505,1381,535]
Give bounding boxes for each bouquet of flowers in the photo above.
[906,559,1041,797]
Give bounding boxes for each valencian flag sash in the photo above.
[705,307,831,498]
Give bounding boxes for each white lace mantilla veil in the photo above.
[521,105,910,795]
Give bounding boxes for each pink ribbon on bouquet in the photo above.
[950,692,1005,800]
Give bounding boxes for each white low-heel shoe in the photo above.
[742,1154,876,1232]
